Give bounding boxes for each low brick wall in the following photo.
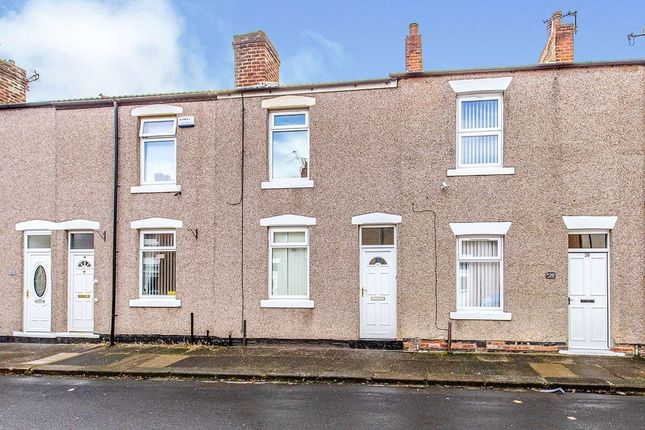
[404,339,565,354]
[612,344,644,357]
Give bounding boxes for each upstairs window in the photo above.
[457,95,503,168]
[269,111,310,182]
[139,117,177,185]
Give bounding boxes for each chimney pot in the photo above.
[539,10,574,64]
[405,22,423,73]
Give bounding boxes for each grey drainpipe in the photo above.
[109,100,119,346]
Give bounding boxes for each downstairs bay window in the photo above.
[449,222,512,320]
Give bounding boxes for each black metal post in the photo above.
[109,100,119,346]
[190,312,194,344]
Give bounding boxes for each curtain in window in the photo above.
[142,251,176,296]
[461,99,498,129]
[143,139,176,183]
[272,247,307,296]
[458,240,500,308]
[461,135,499,165]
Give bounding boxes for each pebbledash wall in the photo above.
[0,22,643,355]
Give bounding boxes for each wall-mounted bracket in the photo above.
[187,227,198,240]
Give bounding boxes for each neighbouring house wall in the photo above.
[0,64,643,348]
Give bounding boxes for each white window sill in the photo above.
[129,298,181,308]
[260,299,314,308]
[447,167,515,177]
[130,184,182,194]
[261,179,314,189]
[450,311,512,320]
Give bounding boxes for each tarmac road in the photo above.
[0,375,642,429]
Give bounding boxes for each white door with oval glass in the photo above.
[359,227,397,339]
[567,233,609,351]
[24,233,52,333]
[68,233,95,332]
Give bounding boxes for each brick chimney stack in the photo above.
[0,59,28,104]
[233,31,280,88]
[539,11,575,64]
[405,23,423,73]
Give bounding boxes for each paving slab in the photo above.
[529,362,579,378]
[565,364,617,379]
[137,354,188,368]
[24,352,81,365]
[1,342,643,393]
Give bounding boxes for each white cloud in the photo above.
[282,31,346,84]
[0,0,218,101]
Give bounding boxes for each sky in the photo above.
[0,0,643,102]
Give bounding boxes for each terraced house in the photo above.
[1,12,643,356]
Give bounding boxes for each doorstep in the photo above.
[12,331,100,339]
[559,348,625,357]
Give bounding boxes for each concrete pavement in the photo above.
[0,343,643,393]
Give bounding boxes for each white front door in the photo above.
[568,252,608,350]
[25,251,52,332]
[360,248,397,339]
[69,253,95,332]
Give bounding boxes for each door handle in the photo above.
[568,297,570,305]
[360,287,367,297]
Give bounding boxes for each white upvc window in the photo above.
[139,117,177,187]
[456,237,504,311]
[268,227,310,299]
[457,95,503,168]
[263,110,313,189]
[139,230,176,298]
[449,221,512,320]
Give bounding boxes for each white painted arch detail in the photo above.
[130,217,183,230]
[352,212,402,225]
[450,222,512,236]
[131,104,183,117]
[15,220,59,231]
[260,214,317,227]
[562,216,617,230]
[57,219,100,231]
[449,77,513,94]
[16,219,101,231]
[261,95,316,109]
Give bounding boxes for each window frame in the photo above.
[456,94,504,169]
[138,229,177,299]
[566,230,609,253]
[268,110,310,183]
[455,236,504,312]
[139,117,177,138]
[139,116,177,186]
[140,137,178,186]
[268,226,310,300]
[359,225,397,248]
